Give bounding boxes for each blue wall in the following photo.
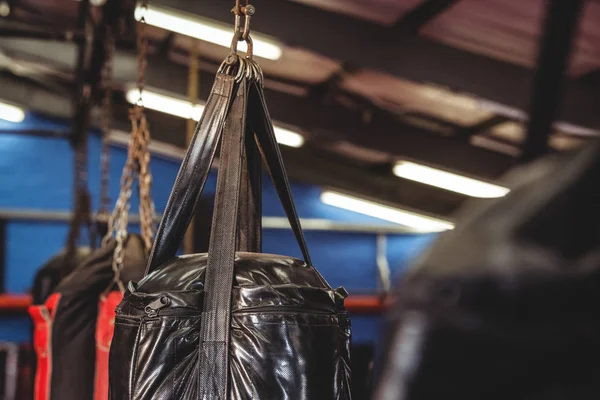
[0,113,436,344]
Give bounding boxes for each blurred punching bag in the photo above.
[31,189,93,305]
[374,141,600,400]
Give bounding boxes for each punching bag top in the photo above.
[32,247,92,305]
[55,234,147,297]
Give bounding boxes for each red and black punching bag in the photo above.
[28,236,147,400]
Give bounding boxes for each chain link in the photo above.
[135,0,149,105]
[135,107,156,250]
[103,0,155,292]
[68,90,93,253]
[98,27,115,220]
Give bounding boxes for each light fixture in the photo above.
[393,160,509,198]
[272,126,304,148]
[0,1,10,17]
[320,191,454,232]
[126,88,304,148]
[0,100,25,123]
[126,89,205,121]
[134,4,283,61]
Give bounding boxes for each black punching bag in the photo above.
[374,141,600,400]
[31,248,91,305]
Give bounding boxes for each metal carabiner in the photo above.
[228,31,254,61]
[227,1,255,61]
[241,4,255,41]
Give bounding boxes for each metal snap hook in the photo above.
[227,2,255,61]
[241,4,255,41]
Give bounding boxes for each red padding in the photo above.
[28,293,61,400]
[94,292,123,400]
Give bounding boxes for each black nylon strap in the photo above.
[145,74,236,274]
[197,80,316,398]
[198,78,248,400]
[146,74,312,273]
[248,82,312,265]
[236,123,262,253]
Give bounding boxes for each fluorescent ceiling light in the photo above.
[320,191,454,232]
[0,101,25,123]
[126,89,205,121]
[393,160,509,198]
[134,5,282,60]
[272,126,304,148]
[126,88,303,148]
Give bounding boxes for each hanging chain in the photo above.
[67,140,92,254]
[103,0,155,292]
[98,27,115,221]
[104,133,136,291]
[133,0,155,250]
[136,109,156,250]
[67,21,95,253]
[135,0,149,106]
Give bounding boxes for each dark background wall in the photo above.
[0,113,436,345]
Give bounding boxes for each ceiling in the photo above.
[0,0,598,222]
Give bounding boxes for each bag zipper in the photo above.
[144,296,170,317]
[234,305,342,315]
[142,298,347,318]
[144,296,202,318]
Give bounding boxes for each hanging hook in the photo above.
[242,4,255,40]
[227,1,255,62]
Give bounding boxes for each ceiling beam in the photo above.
[0,74,77,119]
[112,107,468,218]
[0,37,515,179]
[151,0,600,130]
[521,0,585,163]
[455,115,509,140]
[139,60,515,179]
[393,0,461,34]
[137,54,515,178]
[0,72,468,218]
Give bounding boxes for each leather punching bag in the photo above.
[374,141,600,400]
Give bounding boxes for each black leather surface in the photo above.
[48,235,147,400]
[110,73,351,399]
[248,81,312,265]
[31,247,91,304]
[147,74,236,274]
[111,253,351,399]
[237,108,262,253]
[373,141,600,400]
[29,247,91,398]
[197,77,249,399]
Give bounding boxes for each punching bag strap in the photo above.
[249,82,312,265]
[145,74,236,274]
[198,76,247,400]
